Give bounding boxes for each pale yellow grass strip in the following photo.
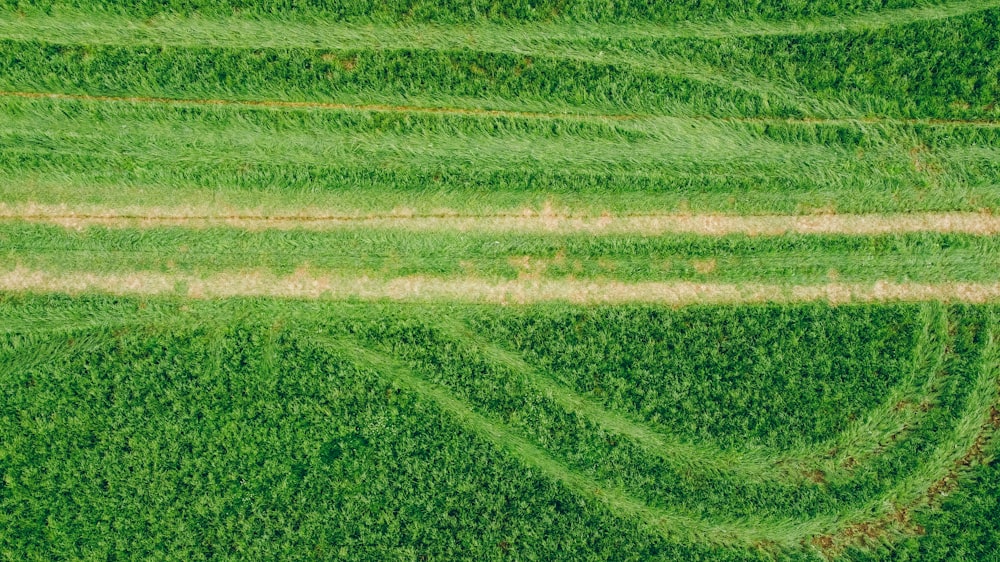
[3,204,1000,235]
[2,267,999,304]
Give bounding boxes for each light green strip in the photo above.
[0,0,993,51]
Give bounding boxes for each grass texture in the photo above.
[0,0,998,559]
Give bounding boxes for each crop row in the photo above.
[0,5,995,119]
[0,0,942,24]
[3,97,998,216]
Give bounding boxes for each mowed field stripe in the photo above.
[2,90,998,127]
[5,205,1000,235]
[1,0,995,50]
[2,268,1000,304]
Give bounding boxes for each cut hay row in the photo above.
[4,93,999,218]
[5,204,1000,235]
[2,267,999,304]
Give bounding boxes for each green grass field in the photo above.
[0,0,998,559]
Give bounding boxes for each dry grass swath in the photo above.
[3,204,1000,235]
[2,267,1000,304]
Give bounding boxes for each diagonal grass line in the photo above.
[312,329,1000,549]
[808,313,1000,553]
[886,313,1000,505]
[2,90,996,129]
[428,313,793,479]
[0,326,125,379]
[0,311,189,335]
[311,333,824,548]
[431,305,952,484]
[780,302,952,479]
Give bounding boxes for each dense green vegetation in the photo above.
[0,0,960,23]
[1,296,998,559]
[0,0,997,558]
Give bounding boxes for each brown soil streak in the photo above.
[811,383,1000,557]
[3,205,1000,235]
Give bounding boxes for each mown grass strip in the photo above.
[1,95,995,216]
[2,0,995,48]
[0,0,978,25]
[4,224,997,285]
[1,5,996,121]
[5,205,1000,235]
[2,267,999,304]
[0,1,995,122]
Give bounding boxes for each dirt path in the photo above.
[5,204,999,235]
[2,267,999,303]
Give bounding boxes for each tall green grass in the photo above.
[2,97,998,215]
[0,0,951,23]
